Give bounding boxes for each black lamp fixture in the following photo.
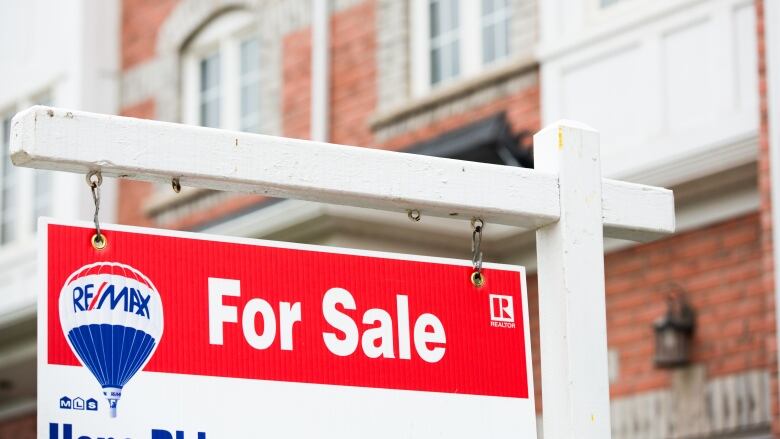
[653,284,696,368]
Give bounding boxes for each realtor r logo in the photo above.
[489,294,516,328]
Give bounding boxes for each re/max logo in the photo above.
[49,423,207,439]
[72,283,151,318]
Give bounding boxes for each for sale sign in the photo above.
[39,219,536,438]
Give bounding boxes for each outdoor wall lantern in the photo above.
[653,285,696,368]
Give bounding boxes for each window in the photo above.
[199,52,221,128]
[412,0,513,95]
[481,0,510,65]
[239,38,261,133]
[183,11,261,133]
[429,0,460,86]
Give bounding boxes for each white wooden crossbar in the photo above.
[9,107,674,241]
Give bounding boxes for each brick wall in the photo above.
[329,1,376,147]
[527,212,774,428]
[282,27,311,140]
[283,1,377,147]
[755,0,780,434]
[0,413,36,439]
[605,213,768,395]
[122,0,179,69]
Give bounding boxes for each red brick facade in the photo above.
[329,1,377,147]
[606,214,767,390]
[0,413,36,439]
[526,213,774,416]
[122,0,179,69]
[755,0,779,433]
[282,26,312,140]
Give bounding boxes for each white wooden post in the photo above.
[535,121,611,438]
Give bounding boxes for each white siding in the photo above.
[540,0,759,186]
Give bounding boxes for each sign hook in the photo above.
[471,218,484,287]
[86,170,106,250]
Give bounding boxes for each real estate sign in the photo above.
[39,219,535,438]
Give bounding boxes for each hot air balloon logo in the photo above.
[58,262,164,418]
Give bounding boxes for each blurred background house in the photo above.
[0,0,779,437]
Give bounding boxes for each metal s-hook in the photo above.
[86,170,106,250]
[471,218,485,287]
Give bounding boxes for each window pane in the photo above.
[241,38,260,75]
[199,52,221,128]
[240,38,261,133]
[429,0,460,86]
[481,0,510,65]
[430,1,441,38]
[446,41,460,79]
[1,116,16,244]
[483,0,496,14]
[445,0,458,32]
[200,53,220,92]
[431,47,442,85]
[483,23,496,64]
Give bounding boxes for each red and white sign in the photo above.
[39,219,536,438]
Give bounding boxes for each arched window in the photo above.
[182,10,261,133]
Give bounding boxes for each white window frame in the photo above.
[411,0,512,96]
[182,10,259,131]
